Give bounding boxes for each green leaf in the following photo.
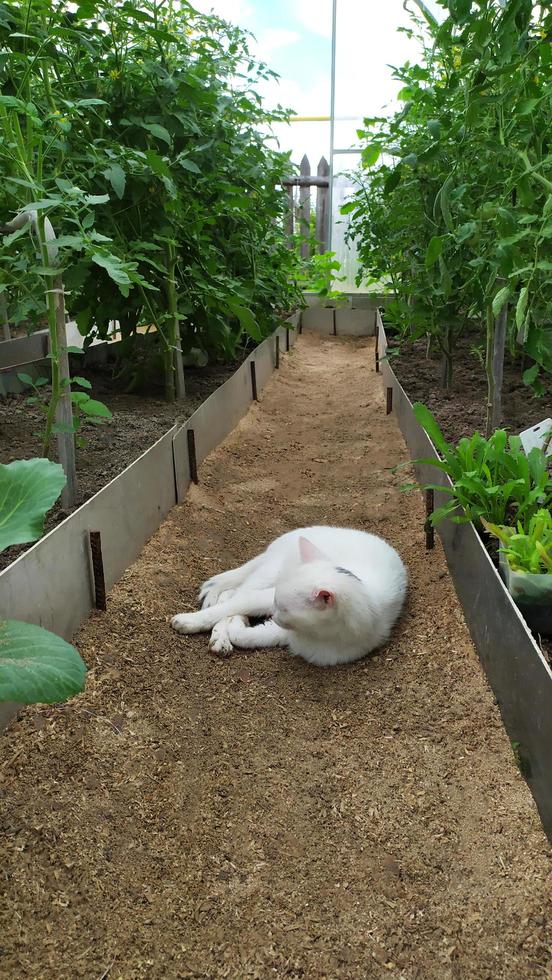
[427,119,441,139]
[412,403,450,456]
[2,225,31,247]
[81,399,113,419]
[0,459,66,552]
[457,221,477,242]
[340,201,356,215]
[0,95,27,111]
[55,235,84,249]
[17,372,34,385]
[492,285,512,317]
[84,194,110,205]
[437,175,453,232]
[517,98,539,116]
[384,166,401,195]
[226,300,262,341]
[425,236,443,267]
[361,145,381,168]
[0,619,86,705]
[71,376,92,389]
[91,253,131,290]
[143,123,172,145]
[103,164,126,199]
[178,158,201,174]
[21,199,63,212]
[523,363,539,386]
[515,286,529,329]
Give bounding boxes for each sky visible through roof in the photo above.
[193,0,441,168]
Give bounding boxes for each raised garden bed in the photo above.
[378,313,552,843]
[0,349,252,572]
[0,318,298,733]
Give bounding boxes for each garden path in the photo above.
[2,333,551,979]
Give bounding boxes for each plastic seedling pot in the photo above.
[499,552,552,635]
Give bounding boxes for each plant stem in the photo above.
[485,305,495,438]
[164,241,185,401]
[36,214,61,456]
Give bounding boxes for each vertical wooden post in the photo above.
[491,279,508,430]
[53,274,77,510]
[299,154,311,261]
[187,429,198,485]
[316,156,330,253]
[425,490,435,550]
[250,360,258,401]
[89,531,107,610]
[0,293,10,342]
[286,185,294,248]
[275,334,280,369]
[386,387,393,415]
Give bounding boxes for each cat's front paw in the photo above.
[199,579,220,608]
[171,612,203,634]
[209,623,233,657]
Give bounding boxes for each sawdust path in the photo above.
[1,333,551,979]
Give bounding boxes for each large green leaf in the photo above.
[0,459,66,552]
[0,620,86,704]
[412,403,450,456]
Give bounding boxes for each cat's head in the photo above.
[272,536,366,634]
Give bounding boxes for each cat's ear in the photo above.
[298,536,328,563]
[313,588,335,607]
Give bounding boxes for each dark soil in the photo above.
[0,354,247,572]
[391,326,552,660]
[391,329,552,444]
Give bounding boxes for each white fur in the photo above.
[171,526,408,667]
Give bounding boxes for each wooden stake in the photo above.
[54,275,77,510]
[425,490,435,550]
[89,531,107,610]
[250,360,258,401]
[275,334,280,369]
[386,387,393,415]
[187,429,198,484]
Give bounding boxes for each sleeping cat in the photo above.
[171,525,407,667]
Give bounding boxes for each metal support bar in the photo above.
[187,428,198,485]
[250,360,258,402]
[89,531,107,610]
[425,490,435,550]
[328,0,337,253]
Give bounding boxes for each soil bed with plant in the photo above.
[389,327,552,662]
[0,353,247,572]
[391,330,552,446]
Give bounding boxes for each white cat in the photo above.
[171,526,408,667]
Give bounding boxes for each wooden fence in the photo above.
[282,155,329,258]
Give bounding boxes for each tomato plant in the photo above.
[0,0,300,415]
[345,0,552,431]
